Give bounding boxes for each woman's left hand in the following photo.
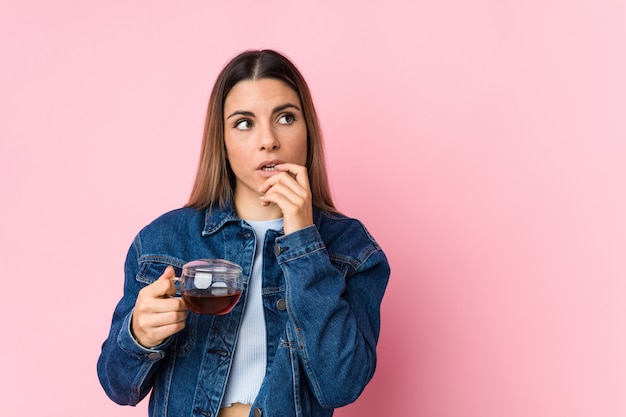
[258,163,313,235]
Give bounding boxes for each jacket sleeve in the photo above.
[275,224,390,408]
[96,236,172,405]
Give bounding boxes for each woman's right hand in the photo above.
[131,266,188,348]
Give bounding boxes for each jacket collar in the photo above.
[201,204,240,236]
[201,203,323,236]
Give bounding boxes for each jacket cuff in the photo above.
[117,310,169,361]
[274,224,325,262]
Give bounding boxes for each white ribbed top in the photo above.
[221,218,283,408]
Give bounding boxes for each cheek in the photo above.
[224,134,242,155]
[294,126,309,157]
[224,141,242,167]
[296,128,309,163]
[299,141,309,164]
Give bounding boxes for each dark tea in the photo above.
[182,288,242,315]
[181,259,243,315]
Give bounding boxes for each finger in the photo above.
[260,180,313,234]
[261,181,307,207]
[164,268,179,298]
[259,173,309,201]
[156,296,188,313]
[148,320,187,343]
[135,293,187,316]
[261,171,312,213]
[134,298,187,328]
[141,266,177,298]
[258,164,310,194]
[133,309,187,347]
[148,309,188,327]
[276,163,309,188]
[161,265,176,280]
[274,162,308,177]
[276,163,311,189]
[260,195,306,219]
[135,307,187,328]
[263,174,303,196]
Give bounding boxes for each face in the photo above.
[224,78,308,207]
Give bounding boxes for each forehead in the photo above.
[224,78,301,111]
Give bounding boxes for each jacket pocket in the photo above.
[136,257,196,356]
[136,256,185,285]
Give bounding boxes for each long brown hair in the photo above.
[186,49,336,212]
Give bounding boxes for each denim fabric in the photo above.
[97,204,390,417]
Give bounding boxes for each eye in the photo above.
[277,113,296,125]
[234,119,253,131]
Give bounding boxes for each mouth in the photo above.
[257,160,284,171]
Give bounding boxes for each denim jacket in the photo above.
[97,204,390,417]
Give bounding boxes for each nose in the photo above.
[258,124,279,151]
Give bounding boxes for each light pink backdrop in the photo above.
[1,1,625,416]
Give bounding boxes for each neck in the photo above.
[234,192,282,221]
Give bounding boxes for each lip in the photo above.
[256,159,284,178]
[256,159,284,170]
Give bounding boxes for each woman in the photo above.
[97,49,390,417]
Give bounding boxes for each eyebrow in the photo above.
[226,102,302,119]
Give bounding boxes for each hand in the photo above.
[131,266,188,348]
[258,163,313,235]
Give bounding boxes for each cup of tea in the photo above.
[179,259,243,315]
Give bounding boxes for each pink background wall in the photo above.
[1,1,625,416]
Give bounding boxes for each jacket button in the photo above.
[147,352,161,360]
[274,244,281,256]
[276,299,286,311]
[253,407,263,417]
